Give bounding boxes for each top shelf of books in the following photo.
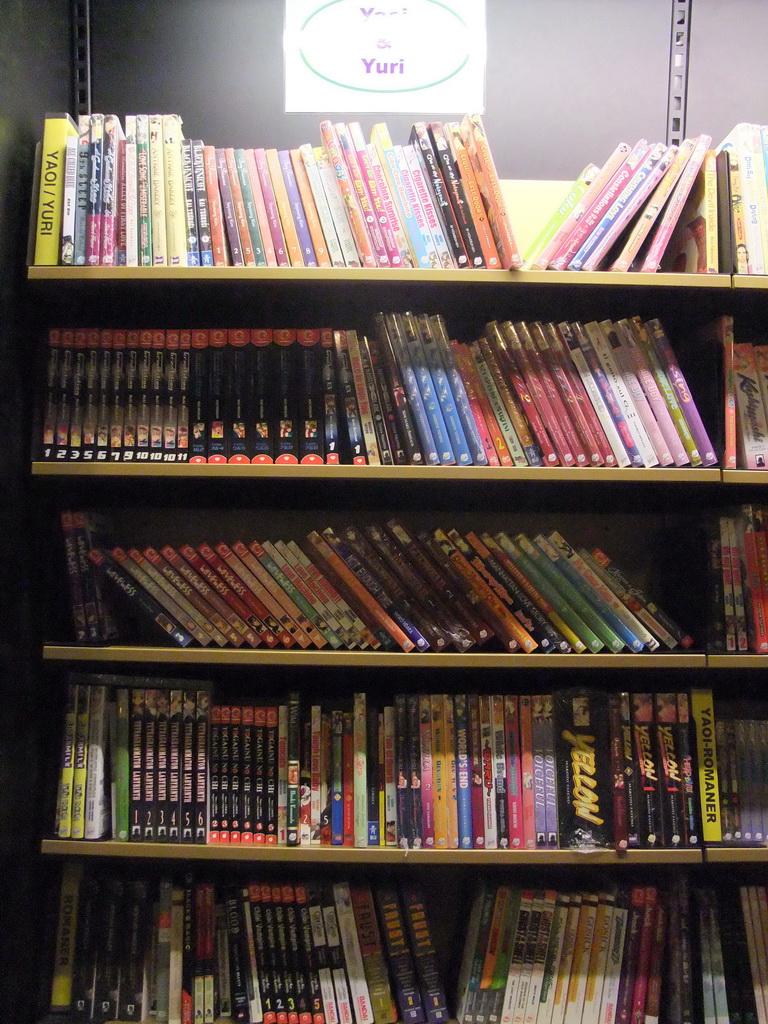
[27,265,734,289]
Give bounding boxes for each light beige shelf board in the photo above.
[704,845,768,862]
[30,461,722,482]
[40,839,702,865]
[42,645,707,668]
[707,654,768,669]
[41,839,408,863]
[26,264,732,289]
[732,274,768,289]
[721,470,768,485]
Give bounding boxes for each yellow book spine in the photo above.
[69,683,91,839]
[266,147,304,267]
[34,111,78,265]
[163,113,187,266]
[56,681,78,838]
[690,688,722,842]
[704,149,719,273]
[50,860,83,1011]
[444,693,459,849]
[430,693,447,848]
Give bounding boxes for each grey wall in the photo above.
[91,0,672,181]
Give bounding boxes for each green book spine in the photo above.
[522,165,599,267]
[234,148,267,266]
[113,686,130,841]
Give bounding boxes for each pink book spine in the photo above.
[580,144,674,272]
[528,327,587,464]
[418,695,435,849]
[504,695,524,850]
[532,142,632,269]
[537,326,602,465]
[516,325,577,466]
[254,147,289,267]
[244,148,277,267]
[494,329,558,466]
[619,323,689,465]
[468,693,485,848]
[549,323,617,466]
[319,120,377,268]
[335,122,389,266]
[550,140,651,270]
[613,344,674,465]
[367,143,412,267]
[452,341,501,466]
[640,134,712,272]
[348,121,402,266]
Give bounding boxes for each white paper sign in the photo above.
[284,0,486,113]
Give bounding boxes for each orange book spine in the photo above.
[265,148,304,266]
[462,113,522,269]
[446,122,500,268]
[319,120,376,268]
[290,148,331,267]
[203,144,228,266]
[304,531,415,652]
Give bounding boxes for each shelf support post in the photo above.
[71,0,91,117]
[666,0,691,146]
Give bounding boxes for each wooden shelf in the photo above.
[732,275,768,290]
[41,645,708,668]
[31,461,723,483]
[704,845,768,862]
[721,470,768,486]
[40,839,703,865]
[26,266,733,289]
[707,654,768,669]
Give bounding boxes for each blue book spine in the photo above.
[385,315,439,465]
[331,710,344,844]
[191,140,213,266]
[545,532,645,652]
[402,317,455,465]
[454,694,473,848]
[180,139,200,267]
[73,117,90,266]
[278,148,317,267]
[376,131,432,269]
[568,144,655,269]
[418,317,472,465]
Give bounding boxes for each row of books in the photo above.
[40,312,716,470]
[51,867,768,1024]
[709,506,768,654]
[459,878,768,1024]
[31,111,521,270]
[49,863,447,1024]
[63,511,693,653]
[712,711,768,844]
[58,677,714,852]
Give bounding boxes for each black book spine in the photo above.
[155,689,170,842]
[194,688,210,843]
[428,122,485,267]
[142,687,158,841]
[181,689,196,842]
[409,122,467,268]
[227,329,251,464]
[553,687,613,848]
[225,884,251,1022]
[373,313,422,465]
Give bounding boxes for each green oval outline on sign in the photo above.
[298,0,470,94]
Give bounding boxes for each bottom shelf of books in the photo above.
[43,856,767,1024]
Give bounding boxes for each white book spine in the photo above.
[323,903,354,1024]
[352,693,369,846]
[60,135,78,264]
[597,901,628,1024]
[564,340,631,467]
[300,144,345,268]
[550,896,583,1024]
[536,894,571,1024]
[311,704,322,843]
[562,896,598,1024]
[315,145,361,267]
[586,322,658,467]
[162,114,186,266]
[734,344,768,469]
[167,887,184,1024]
[309,902,340,1024]
[611,339,673,465]
[580,895,614,1024]
[124,115,138,267]
[334,882,374,1024]
[501,892,533,1024]
[84,683,109,839]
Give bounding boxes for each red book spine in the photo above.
[450,341,500,466]
[202,144,228,266]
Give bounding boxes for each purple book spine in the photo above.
[277,149,317,266]
[254,148,289,267]
[647,318,718,466]
[215,148,243,267]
